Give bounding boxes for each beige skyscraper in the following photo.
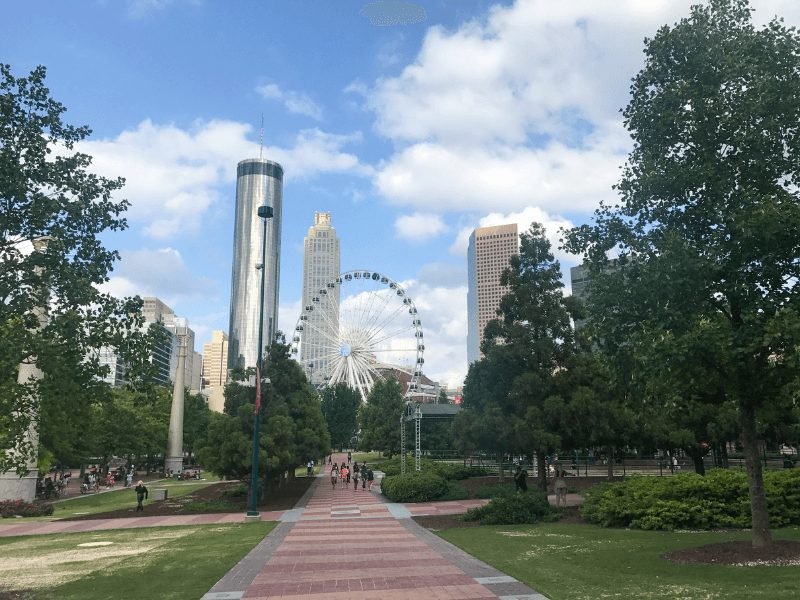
[467,223,519,363]
[301,212,340,385]
[202,330,229,387]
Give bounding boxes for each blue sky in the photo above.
[4,0,799,386]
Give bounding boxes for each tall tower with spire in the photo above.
[228,158,283,371]
[301,212,340,384]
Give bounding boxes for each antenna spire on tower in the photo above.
[259,114,264,159]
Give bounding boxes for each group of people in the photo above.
[330,460,374,491]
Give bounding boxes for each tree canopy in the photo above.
[197,339,329,488]
[0,64,149,474]
[564,0,800,548]
[359,378,405,457]
[320,383,360,450]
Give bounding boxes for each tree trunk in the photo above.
[497,452,504,482]
[537,452,547,491]
[721,443,729,469]
[606,445,614,481]
[740,403,773,548]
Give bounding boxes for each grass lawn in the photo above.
[48,479,216,519]
[0,522,274,599]
[438,523,800,600]
[351,451,389,467]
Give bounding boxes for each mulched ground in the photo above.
[665,540,800,566]
[63,477,314,520]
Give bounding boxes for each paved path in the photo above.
[203,455,548,600]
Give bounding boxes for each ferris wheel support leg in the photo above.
[415,405,422,472]
[400,409,406,475]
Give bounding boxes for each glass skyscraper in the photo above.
[228,158,283,371]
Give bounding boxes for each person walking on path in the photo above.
[134,480,148,512]
[306,460,313,477]
[554,469,568,507]
[352,466,360,490]
[330,464,339,488]
[340,465,348,487]
[513,465,528,493]
[367,467,374,491]
[347,451,352,464]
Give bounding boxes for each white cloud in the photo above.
[101,247,211,305]
[266,129,374,179]
[80,120,371,239]
[401,278,468,388]
[394,212,447,242]
[257,83,323,120]
[278,298,302,341]
[451,206,574,259]
[375,129,625,214]
[367,0,800,215]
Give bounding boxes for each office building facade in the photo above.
[228,158,283,371]
[467,223,519,363]
[142,297,198,387]
[202,330,229,387]
[300,212,341,384]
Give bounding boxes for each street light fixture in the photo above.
[247,204,273,518]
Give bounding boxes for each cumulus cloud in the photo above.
[368,0,800,215]
[101,247,212,304]
[267,129,374,179]
[257,83,323,120]
[394,212,447,242]
[375,130,625,214]
[400,278,468,388]
[450,206,574,259]
[80,119,371,239]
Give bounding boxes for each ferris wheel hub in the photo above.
[339,343,352,357]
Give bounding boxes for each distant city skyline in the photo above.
[8,1,799,387]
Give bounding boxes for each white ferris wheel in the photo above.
[290,269,424,401]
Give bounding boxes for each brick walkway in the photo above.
[203,454,548,600]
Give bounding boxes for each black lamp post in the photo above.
[247,204,273,518]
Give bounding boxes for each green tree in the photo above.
[320,383,360,450]
[197,339,329,490]
[456,224,581,488]
[183,391,210,463]
[0,65,148,474]
[359,378,405,457]
[564,0,800,547]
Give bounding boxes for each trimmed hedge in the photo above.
[0,499,54,518]
[381,471,449,502]
[379,457,488,480]
[463,491,553,525]
[581,469,800,531]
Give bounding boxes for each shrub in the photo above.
[438,481,469,501]
[580,469,800,531]
[473,483,516,500]
[379,457,488,480]
[220,483,248,499]
[381,471,448,502]
[463,491,552,525]
[0,499,54,518]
